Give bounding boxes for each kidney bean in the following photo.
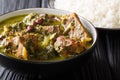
[26,25,34,32]
[33,21,38,26]
[35,18,44,24]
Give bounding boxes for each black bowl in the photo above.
[0,8,97,77]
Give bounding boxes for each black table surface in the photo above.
[0,0,120,80]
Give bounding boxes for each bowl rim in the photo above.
[96,27,120,31]
[0,8,97,64]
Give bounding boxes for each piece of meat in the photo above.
[54,36,85,56]
[9,36,28,60]
[61,13,92,48]
[0,36,19,54]
[22,33,38,54]
[16,41,28,60]
[15,34,38,60]
[41,25,62,35]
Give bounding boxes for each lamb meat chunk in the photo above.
[22,33,39,54]
[54,36,85,57]
[61,13,92,48]
[16,40,28,60]
[40,25,62,36]
[15,33,38,60]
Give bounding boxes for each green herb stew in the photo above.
[0,13,93,61]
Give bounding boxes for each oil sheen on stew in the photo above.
[0,13,92,62]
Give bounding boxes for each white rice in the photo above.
[54,0,120,28]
